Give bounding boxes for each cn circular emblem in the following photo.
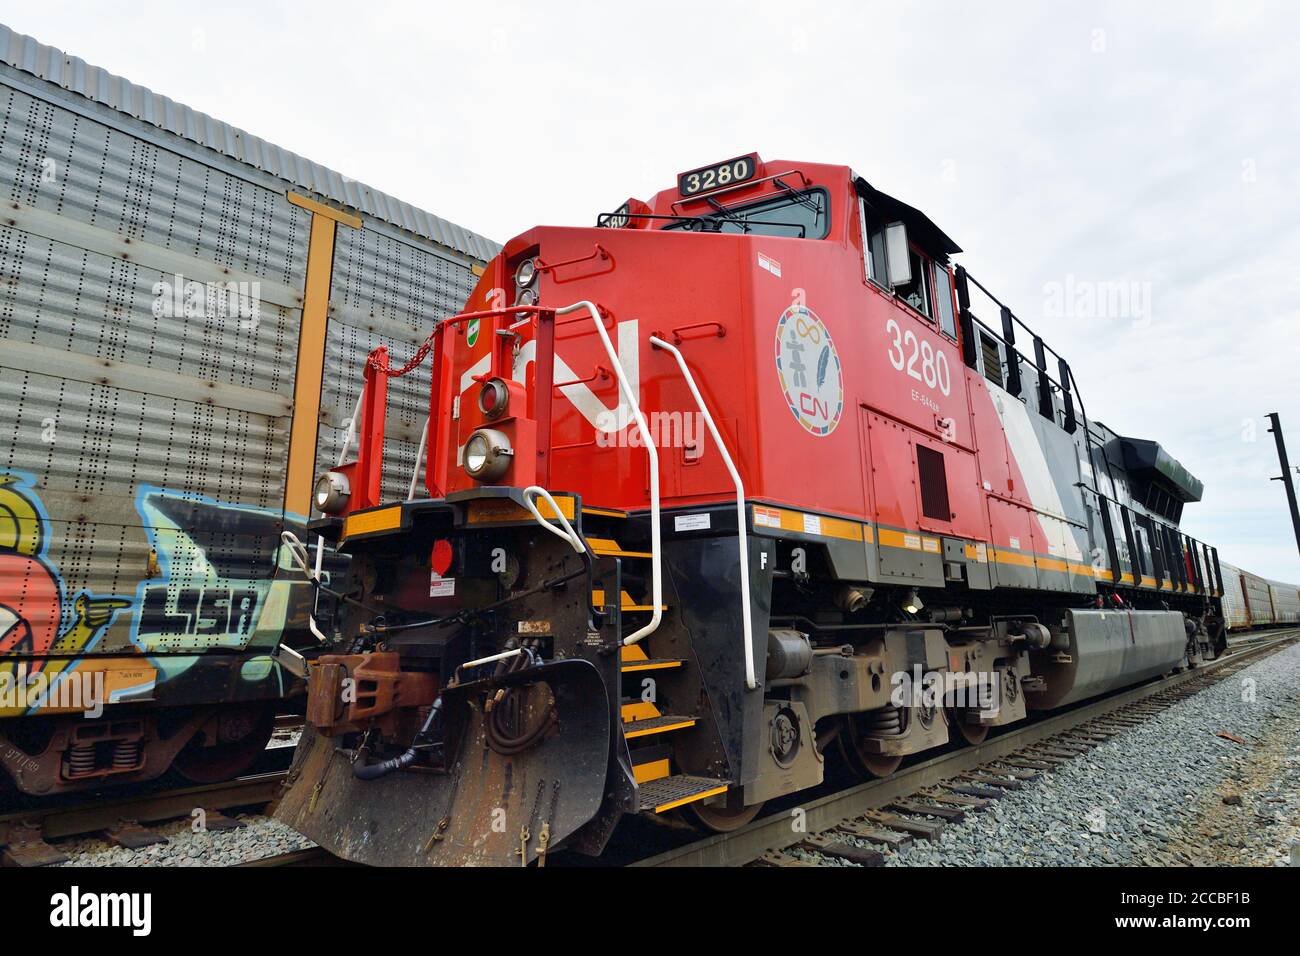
[774,305,843,436]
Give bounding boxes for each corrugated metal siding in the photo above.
[1241,569,1273,626]
[0,37,488,675]
[317,224,479,503]
[1267,580,1300,624]
[0,23,499,264]
[1220,562,1250,629]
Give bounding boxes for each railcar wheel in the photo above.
[835,711,904,779]
[683,790,763,833]
[947,709,989,746]
[173,707,274,784]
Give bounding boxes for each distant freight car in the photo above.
[1220,561,1300,629]
[1267,579,1300,625]
[0,23,497,796]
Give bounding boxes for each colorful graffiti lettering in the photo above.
[0,473,134,715]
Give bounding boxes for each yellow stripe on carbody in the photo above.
[752,506,869,542]
[466,495,576,525]
[343,505,403,539]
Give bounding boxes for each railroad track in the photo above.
[0,771,287,867]
[634,628,1300,867]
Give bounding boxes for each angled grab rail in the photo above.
[648,335,757,691]
[556,301,662,647]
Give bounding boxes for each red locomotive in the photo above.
[276,154,1226,865]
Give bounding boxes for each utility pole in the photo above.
[1267,412,1300,560]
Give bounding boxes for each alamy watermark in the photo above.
[152,272,262,331]
[890,665,1000,713]
[0,665,105,718]
[594,410,706,450]
[1043,274,1152,326]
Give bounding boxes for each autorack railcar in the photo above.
[0,25,494,799]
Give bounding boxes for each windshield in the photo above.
[664,188,830,239]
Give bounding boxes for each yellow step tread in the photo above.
[621,658,684,673]
[623,715,697,740]
[638,774,730,814]
[586,537,653,559]
[592,589,667,612]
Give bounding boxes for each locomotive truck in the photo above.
[275,153,1228,865]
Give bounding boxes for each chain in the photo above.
[367,331,436,378]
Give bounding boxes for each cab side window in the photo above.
[894,247,932,319]
[933,264,958,339]
[859,200,889,288]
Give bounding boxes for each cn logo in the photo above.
[774,305,843,437]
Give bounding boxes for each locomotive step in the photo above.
[637,774,730,813]
[619,644,683,673]
[620,657,684,673]
[592,589,667,612]
[586,537,653,559]
[623,715,699,739]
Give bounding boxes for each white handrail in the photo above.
[408,416,429,500]
[523,485,585,553]
[281,530,328,644]
[556,301,662,646]
[649,336,758,690]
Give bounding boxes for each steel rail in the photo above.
[0,771,287,845]
[633,629,1300,867]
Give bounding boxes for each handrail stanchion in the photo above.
[649,336,758,690]
[555,301,661,647]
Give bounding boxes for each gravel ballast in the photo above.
[55,814,315,867]
[869,641,1300,867]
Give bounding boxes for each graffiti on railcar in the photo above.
[0,473,135,716]
[0,473,344,716]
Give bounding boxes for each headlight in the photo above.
[313,471,350,514]
[477,377,509,420]
[516,287,538,307]
[464,428,513,482]
[515,258,537,288]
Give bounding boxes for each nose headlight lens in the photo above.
[464,428,513,483]
[313,471,351,514]
[516,287,538,307]
[515,258,537,288]
[477,377,509,420]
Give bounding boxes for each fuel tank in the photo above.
[1024,609,1187,710]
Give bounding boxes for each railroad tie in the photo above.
[999,757,1055,771]
[755,849,811,867]
[958,773,1022,790]
[983,765,1040,781]
[923,790,995,811]
[862,811,945,840]
[799,833,885,867]
[835,821,914,852]
[943,783,1005,800]
[102,820,168,850]
[886,799,966,823]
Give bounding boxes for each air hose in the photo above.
[352,695,443,781]
[482,651,556,756]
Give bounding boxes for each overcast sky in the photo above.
[6,0,1299,581]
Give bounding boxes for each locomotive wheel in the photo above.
[947,709,989,746]
[684,790,764,833]
[173,707,275,784]
[835,713,903,779]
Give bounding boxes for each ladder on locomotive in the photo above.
[582,511,731,815]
